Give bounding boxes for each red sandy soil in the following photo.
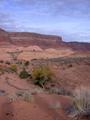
[0,59,89,120]
[0,67,73,120]
[54,63,90,89]
[0,94,72,120]
[0,72,37,95]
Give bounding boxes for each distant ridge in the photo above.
[0,28,90,51]
[8,32,63,48]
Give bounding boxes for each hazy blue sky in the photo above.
[0,0,90,42]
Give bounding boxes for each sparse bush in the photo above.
[7,94,17,102]
[0,67,4,75]
[32,66,53,88]
[23,91,33,102]
[16,90,33,102]
[10,64,17,72]
[19,68,30,79]
[5,61,11,65]
[24,61,29,66]
[49,87,72,96]
[16,61,21,64]
[16,90,24,97]
[70,87,90,119]
[0,60,4,63]
[68,64,73,68]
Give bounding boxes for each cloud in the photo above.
[12,0,90,18]
[0,12,19,31]
[0,12,11,22]
[0,0,88,19]
[0,0,90,42]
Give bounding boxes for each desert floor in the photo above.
[0,46,90,120]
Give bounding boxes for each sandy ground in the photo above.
[54,64,90,89]
[0,94,71,120]
[0,46,89,120]
[0,45,74,61]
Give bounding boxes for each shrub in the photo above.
[0,60,4,63]
[68,64,73,68]
[23,91,33,102]
[19,68,30,79]
[70,87,90,119]
[10,64,17,72]
[32,66,53,88]
[5,61,11,65]
[0,67,4,75]
[16,90,33,102]
[49,87,72,96]
[24,61,29,66]
[16,61,22,65]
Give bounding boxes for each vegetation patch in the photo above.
[69,87,90,120]
[19,68,31,79]
[0,67,4,75]
[24,61,30,66]
[10,64,17,72]
[32,66,53,88]
[16,90,33,102]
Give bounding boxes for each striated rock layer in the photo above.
[0,28,90,51]
[8,32,63,48]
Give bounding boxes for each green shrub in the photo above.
[70,87,90,119]
[10,64,17,72]
[32,66,53,88]
[19,68,30,79]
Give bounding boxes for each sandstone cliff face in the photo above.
[8,32,63,48]
[8,32,90,51]
[0,28,90,51]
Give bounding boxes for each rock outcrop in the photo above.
[0,28,90,51]
[8,32,63,48]
[0,28,11,45]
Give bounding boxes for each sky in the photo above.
[0,0,90,42]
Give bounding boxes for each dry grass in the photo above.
[70,86,90,119]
